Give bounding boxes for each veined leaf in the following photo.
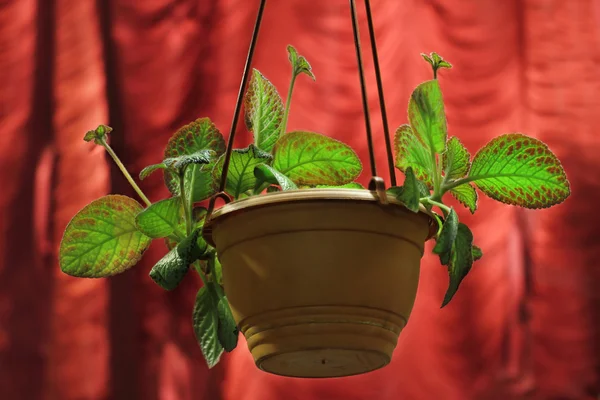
[139,163,167,180]
[135,197,182,239]
[164,118,225,200]
[468,134,570,209]
[433,208,458,263]
[408,80,447,153]
[193,287,223,368]
[216,295,239,352]
[59,195,151,277]
[254,164,297,192]
[449,183,477,214]
[244,69,284,152]
[391,167,422,212]
[441,223,474,307]
[317,182,365,189]
[287,45,315,80]
[273,131,362,186]
[444,137,470,179]
[394,124,434,187]
[149,229,205,291]
[213,145,273,199]
[164,149,215,173]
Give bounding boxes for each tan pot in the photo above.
[203,189,435,378]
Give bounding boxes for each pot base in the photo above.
[240,305,406,378]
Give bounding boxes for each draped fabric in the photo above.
[0,0,598,399]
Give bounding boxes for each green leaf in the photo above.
[408,80,447,153]
[193,287,223,368]
[287,45,315,80]
[468,134,570,209]
[135,197,182,239]
[443,137,470,179]
[164,149,215,173]
[420,53,433,65]
[212,255,223,286]
[244,69,284,152]
[317,182,365,189]
[164,118,225,199]
[254,164,298,191]
[149,229,206,291]
[59,195,151,278]
[139,163,167,180]
[394,124,435,187]
[387,168,426,212]
[83,124,113,145]
[397,167,422,212]
[213,145,273,198]
[449,183,478,214]
[273,131,362,186]
[472,245,483,261]
[216,295,239,352]
[441,223,474,307]
[433,208,458,263]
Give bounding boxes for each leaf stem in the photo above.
[442,176,476,193]
[179,172,192,236]
[422,197,451,217]
[99,138,151,207]
[280,73,297,136]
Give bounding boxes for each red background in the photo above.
[1,0,599,399]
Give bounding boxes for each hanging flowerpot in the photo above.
[58,0,570,380]
[203,189,435,377]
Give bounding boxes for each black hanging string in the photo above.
[349,0,378,179]
[363,0,396,186]
[209,0,399,217]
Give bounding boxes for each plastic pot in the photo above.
[203,189,435,378]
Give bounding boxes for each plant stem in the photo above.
[193,262,208,286]
[441,176,476,192]
[423,197,451,217]
[280,73,297,136]
[187,166,196,226]
[179,173,192,236]
[100,138,151,207]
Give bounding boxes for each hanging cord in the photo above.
[349,0,378,180]
[364,0,396,186]
[207,0,267,217]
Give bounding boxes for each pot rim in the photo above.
[202,188,437,246]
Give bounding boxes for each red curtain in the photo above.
[1,0,599,399]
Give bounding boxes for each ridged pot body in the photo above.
[206,190,432,378]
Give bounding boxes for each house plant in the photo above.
[59,47,570,378]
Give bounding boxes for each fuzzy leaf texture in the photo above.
[254,164,298,192]
[317,182,365,189]
[433,208,458,264]
[135,197,182,238]
[468,134,570,208]
[408,80,447,154]
[193,287,223,368]
[442,223,474,307]
[244,69,284,152]
[450,183,478,214]
[388,168,422,212]
[83,124,113,145]
[444,137,470,179]
[164,118,225,201]
[59,195,151,277]
[394,124,434,186]
[213,145,273,198]
[164,149,214,172]
[216,295,239,352]
[149,229,206,291]
[273,131,362,186]
[139,163,166,180]
[288,45,315,80]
